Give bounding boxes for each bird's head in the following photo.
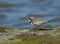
[28,16,35,22]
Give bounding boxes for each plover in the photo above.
[28,16,50,29]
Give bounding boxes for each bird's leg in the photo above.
[34,26,40,30]
[34,26,37,30]
[37,26,40,30]
[33,26,38,30]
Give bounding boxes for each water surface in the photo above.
[0,0,60,28]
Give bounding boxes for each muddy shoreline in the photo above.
[0,26,60,44]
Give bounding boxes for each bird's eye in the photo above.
[28,18,31,21]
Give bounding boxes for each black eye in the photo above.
[29,18,31,20]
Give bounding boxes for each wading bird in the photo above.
[28,16,50,30]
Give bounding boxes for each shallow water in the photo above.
[0,0,60,28]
